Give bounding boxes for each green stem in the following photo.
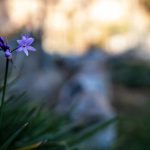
[0,58,9,121]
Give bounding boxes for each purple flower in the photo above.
[17,34,36,56]
[0,37,12,59]
[5,49,12,59]
[0,37,10,52]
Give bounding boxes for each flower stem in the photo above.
[0,58,9,122]
[11,46,19,53]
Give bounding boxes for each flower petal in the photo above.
[0,37,4,44]
[17,47,24,52]
[26,46,36,51]
[22,35,28,40]
[17,40,23,45]
[23,48,29,56]
[26,38,34,45]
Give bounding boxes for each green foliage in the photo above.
[109,57,150,150]
[0,91,116,150]
[111,60,150,88]
[113,115,150,150]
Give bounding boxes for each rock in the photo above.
[55,47,117,149]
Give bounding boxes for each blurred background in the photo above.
[0,0,150,149]
[1,0,150,54]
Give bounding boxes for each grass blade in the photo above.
[68,117,117,146]
[0,122,28,150]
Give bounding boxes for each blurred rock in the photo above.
[55,46,117,149]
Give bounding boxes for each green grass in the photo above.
[0,91,116,150]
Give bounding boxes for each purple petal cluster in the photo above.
[0,34,36,59]
[17,34,36,56]
[0,37,12,59]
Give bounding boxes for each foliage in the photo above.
[0,90,116,150]
[110,59,150,88]
[113,114,150,150]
